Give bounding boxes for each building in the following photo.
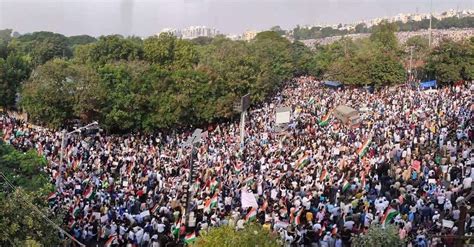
[241,30,258,41]
[158,26,219,39]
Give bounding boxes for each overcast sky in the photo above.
[0,0,472,37]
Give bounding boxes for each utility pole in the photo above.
[182,128,202,228]
[234,94,250,152]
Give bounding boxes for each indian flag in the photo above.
[234,162,243,174]
[73,206,81,218]
[184,232,196,244]
[356,135,372,158]
[245,207,257,222]
[342,180,351,192]
[319,168,328,181]
[294,209,303,225]
[210,194,218,208]
[151,204,159,215]
[204,198,211,212]
[382,208,399,226]
[47,192,57,201]
[319,111,331,127]
[210,178,219,193]
[68,220,76,229]
[296,154,310,168]
[104,235,117,247]
[83,186,95,200]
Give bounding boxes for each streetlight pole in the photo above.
[429,0,433,48]
[182,128,202,228]
[59,121,98,168]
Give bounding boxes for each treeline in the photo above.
[291,16,474,40]
[2,30,314,132]
[0,23,472,132]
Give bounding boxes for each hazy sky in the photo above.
[0,0,473,37]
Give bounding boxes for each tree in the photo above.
[194,223,280,247]
[14,31,72,66]
[88,35,143,64]
[0,54,31,109]
[143,33,176,65]
[21,59,78,128]
[426,39,474,83]
[67,35,97,47]
[0,140,59,246]
[352,225,405,247]
[370,21,399,52]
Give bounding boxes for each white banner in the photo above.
[241,190,258,209]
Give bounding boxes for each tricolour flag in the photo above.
[382,208,399,226]
[204,198,211,212]
[83,186,95,200]
[319,168,328,181]
[234,162,243,174]
[294,209,303,225]
[319,111,332,127]
[68,220,76,229]
[210,178,219,193]
[47,192,57,201]
[296,154,310,168]
[356,135,372,158]
[210,194,218,208]
[184,232,196,244]
[104,235,117,247]
[73,206,81,218]
[342,180,351,192]
[245,207,257,222]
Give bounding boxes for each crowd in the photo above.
[1,77,473,247]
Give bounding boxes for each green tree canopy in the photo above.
[194,223,280,247]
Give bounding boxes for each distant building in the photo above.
[241,30,258,41]
[158,26,219,39]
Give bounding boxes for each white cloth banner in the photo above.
[442,219,454,228]
[241,190,258,209]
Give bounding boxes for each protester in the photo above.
[1,77,473,247]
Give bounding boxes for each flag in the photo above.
[382,208,399,226]
[68,220,76,229]
[204,198,211,212]
[342,180,351,192]
[151,204,159,215]
[83,186,95,200]
[319,168,328,181]
[184,232,196,244]
[234,162,243,174]
[104,235,117,247]
[296,154,310,168]
[318,111,331,127]
[360,171,366,189]
[210,178,218,193]
[210,194,218,208]
[294,209,303,225]
[73,206,81,218]
[47,192,57,201]
[356,135,372,158]
[307,97,315,105]
[245,208,257,222]
[411,160,421,173]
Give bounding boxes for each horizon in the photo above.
[0,0,473,37]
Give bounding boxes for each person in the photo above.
[1,77,472,246]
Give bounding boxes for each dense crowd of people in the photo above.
[1,77,473,247]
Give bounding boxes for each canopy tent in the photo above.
[323,81,343,89]
[419,80,437,90]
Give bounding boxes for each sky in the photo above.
[0,0,472,37]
